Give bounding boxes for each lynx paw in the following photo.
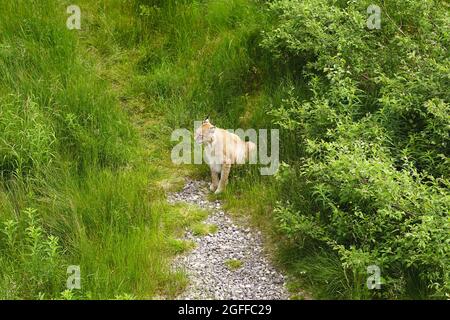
[210,183,218,192]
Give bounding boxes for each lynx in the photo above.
[194,118,256,194]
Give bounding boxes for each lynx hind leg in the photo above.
[215,163,231,194]
[210,167,219,192]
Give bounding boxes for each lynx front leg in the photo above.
[215,163,231,194]
[210,168,219,192]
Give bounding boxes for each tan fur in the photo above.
[195,119,256,194]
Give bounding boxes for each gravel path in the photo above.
[168,180,289,300]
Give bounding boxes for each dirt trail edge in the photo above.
[168,179,289,300]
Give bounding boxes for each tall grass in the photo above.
[0,0,198,299]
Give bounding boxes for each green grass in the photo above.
[0,0,213,299]
[190,223,218,236]
[225,259,244,270]
[166,238,197,255]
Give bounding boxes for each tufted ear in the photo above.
[203,115,210,124]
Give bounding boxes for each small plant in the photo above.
[0,208,66,299]
[114,293,136,300]
[190,223,218,236]
[225,259,243,270]
[167,238,196,254]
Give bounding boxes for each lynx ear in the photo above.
[203,115,210,124]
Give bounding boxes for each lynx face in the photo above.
[194,119,215,144]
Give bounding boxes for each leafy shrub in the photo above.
[263,0,450,298]
[0,208,66,299]
[0,95,56,177]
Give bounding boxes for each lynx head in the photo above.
[195,117,216,144]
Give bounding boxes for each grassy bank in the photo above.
[0,0,205,299]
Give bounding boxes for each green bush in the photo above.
[263,0,450,298]
[0,94,56,177]
[0,208,66,299]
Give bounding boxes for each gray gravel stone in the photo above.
[168,180,289,300]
